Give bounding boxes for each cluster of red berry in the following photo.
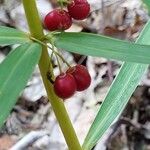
[54,65,91,99]
[44,0,90,31]
[44,0,91,99]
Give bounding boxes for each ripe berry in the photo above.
[67,65,91,91]
[54,73,77,99]
[44,9,72,31]
[67,0,90,20]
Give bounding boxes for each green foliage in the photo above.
[0,43,42,128]
[54,32,150,64]
[82,21,150,150]
[47,22,150,149]
[0,26,30,45]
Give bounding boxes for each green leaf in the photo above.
[0,26,30,45]
[82,21,150,149]
[0,43,42,128]
[53,32,150,65]
[142,0,150,13]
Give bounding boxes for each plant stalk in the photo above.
[22,0,82,149]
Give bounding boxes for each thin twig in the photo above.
[10,131,49,150]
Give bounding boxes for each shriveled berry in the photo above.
[54,73,77,99]
[67,65,91,91]
[44,9,72,31]
[67,0,90,20]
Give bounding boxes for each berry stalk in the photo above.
[30,36,71,68]
[22,0,82,149]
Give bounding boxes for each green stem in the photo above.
[58,0,64,9]
[22,0,82,150]
[55,50,72,68]
[52,41,62,73]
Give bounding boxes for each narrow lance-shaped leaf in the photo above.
[0,43,42,128]
[53,32,150,64]
[0,26,30,45]
[82,21,150,149]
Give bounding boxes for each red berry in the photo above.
[67,0,90,20]
[44,9,72,31]
[67,65,91,91]
[54,73,77,99]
